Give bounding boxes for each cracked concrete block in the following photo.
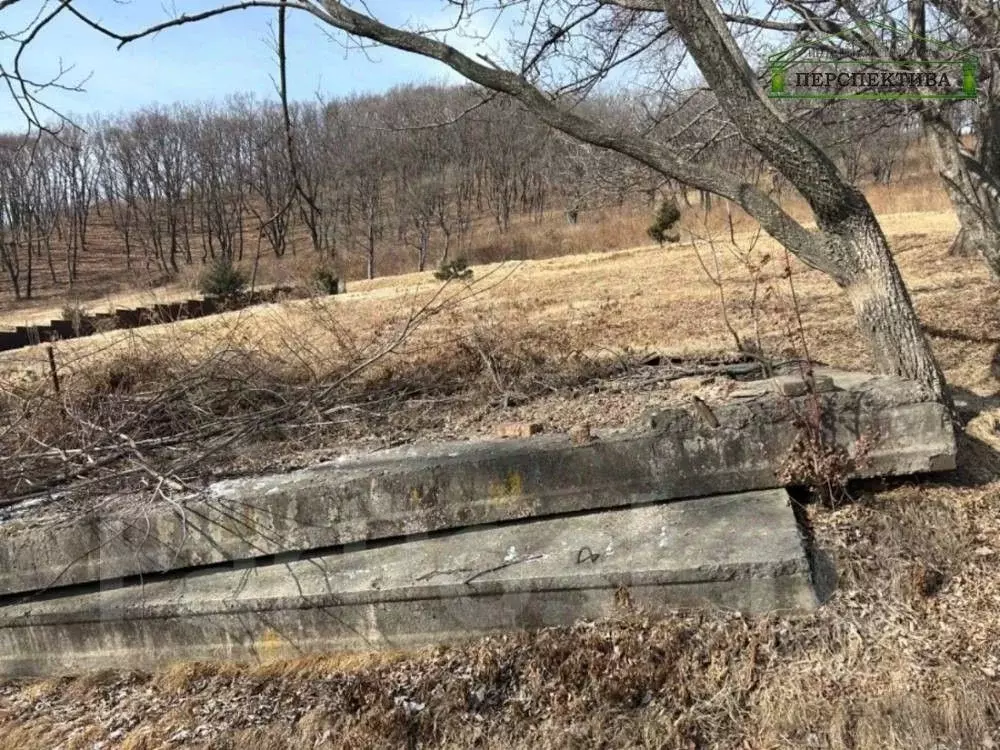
[0,490,815,676]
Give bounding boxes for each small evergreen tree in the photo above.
[433,257,474,282]
[199,256,248,298]
[312,267,341,295]
[647,198,682,246]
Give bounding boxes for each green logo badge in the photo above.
[767,20,977,101]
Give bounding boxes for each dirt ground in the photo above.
[0,191,998,748]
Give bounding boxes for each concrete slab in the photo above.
[0,490,815,676]
[0,330,25,351]
[14,325,40,346]
[0,368,952,596]
[47,320,76,340]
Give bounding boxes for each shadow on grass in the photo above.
[922,323,1000,346]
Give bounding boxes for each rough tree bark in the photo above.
[923,112,1000,276]
[728,0,1000,289]
[667,0,946,398]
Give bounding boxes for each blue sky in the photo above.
[0,1,501,131]
[0,1,790,133]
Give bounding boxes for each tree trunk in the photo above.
[25,236,32,300]
[912,0,1000,273]
[950,200,996,259]
[840,212,945,393]
[367,205,377,280]
[662,0,948,402]
[417,226,429,272]
[924,113,1000,277]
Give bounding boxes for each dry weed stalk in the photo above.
[685,203,874,506]
[686,201,773,367]
[772,248,873,507]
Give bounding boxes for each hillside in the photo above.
[0,179,997,747]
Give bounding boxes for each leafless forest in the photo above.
[0,81,959,306]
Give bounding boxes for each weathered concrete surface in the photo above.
[0,490,815,676]
[0,368,953,595]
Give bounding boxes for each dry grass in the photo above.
[0,194,656,323]
[0,176,993,496]
[0,173,998,748]
[0,184,982,395]
[0,168,952,327]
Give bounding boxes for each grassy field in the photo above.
[0,163,954,326]
[0,173,998,748]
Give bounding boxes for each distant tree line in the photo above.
[0,82,929,301]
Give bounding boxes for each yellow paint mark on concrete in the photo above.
[409,485,439,507]
[489,471,523,503]
[256,628,286,664]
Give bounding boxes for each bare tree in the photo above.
[121,108,191,274]
[52,124,98,285]
[246,102,295,258]
[0,68,664,296]
[0,135,43,299]
[341,95,392,279]
[912,0,1000,269]
[294,100,342,262]
[188,104,248,263]
[725,0,1000,277]
[97,122,142,271]
[0,0,951,400]
[301,0,947,398]
[386,86,466,271]
[32,137,64,285]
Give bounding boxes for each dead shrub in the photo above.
[60,303,88,336]
[0,289,636,504]
[777,395,873,508]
